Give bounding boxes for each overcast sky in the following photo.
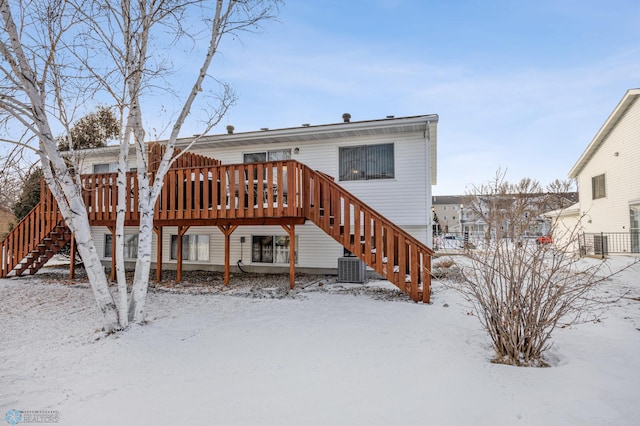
[189,0,636,195]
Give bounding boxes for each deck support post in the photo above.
[107,225,116,282]
[281,224,296,290]
[176,225,190,283]
[69,234,76,281]
[153,226,163,283]
[218,224,238,286]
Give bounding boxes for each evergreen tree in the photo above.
[12,167,43,220]
[58,106,120,151]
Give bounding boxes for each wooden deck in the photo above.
[1,157,433,302]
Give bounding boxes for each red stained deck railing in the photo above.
[80,160,305,225]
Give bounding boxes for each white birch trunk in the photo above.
[126,0,239,324]
[71,211,121,332]
[2,0,278,330]
[128,200,154,323]
[0,0,121,332]
[39,156,121,332]
[115,144,129,329]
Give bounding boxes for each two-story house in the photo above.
[1,114,438,302]
[560,88,640,255]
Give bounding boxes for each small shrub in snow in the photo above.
[455,173,636,366]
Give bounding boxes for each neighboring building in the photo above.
[560,88,640,254]
[432,195,485,234]
[434,192,575,242]
[0,207,15,237]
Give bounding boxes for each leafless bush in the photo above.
[456,173,636,366]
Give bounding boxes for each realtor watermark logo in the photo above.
[5,410,59,425]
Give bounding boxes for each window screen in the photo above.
[339,144,394,181]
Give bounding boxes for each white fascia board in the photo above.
[568,89,640,178]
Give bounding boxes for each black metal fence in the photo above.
[432,231,640,257]
[579,232,640,258]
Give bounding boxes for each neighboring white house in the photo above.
[77,114,438,273]
[560,88,640,254]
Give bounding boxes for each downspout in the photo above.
[425,121,433,247]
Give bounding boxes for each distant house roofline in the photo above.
[568,88,640,178]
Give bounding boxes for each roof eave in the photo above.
[568,89,640,178]
[73,114,438,156]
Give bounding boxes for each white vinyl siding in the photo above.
[193,132,428,227]
[577,96,640,233]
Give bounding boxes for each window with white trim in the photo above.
[592,174,606,200]
[339,143,394,181]
[243,149,291,163]
[252,235,297,264]
[93,162,117,173]
[170,235,210,261]
[104,233,138,259]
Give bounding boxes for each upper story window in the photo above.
[339,143,394,181]
[93,163,137,174]
[592,174,606,200]
[243,149,291,163]
[93,162,117,173]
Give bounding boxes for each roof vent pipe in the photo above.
[342,113,351,123]
[226,125,234,134]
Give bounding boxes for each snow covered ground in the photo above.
[1,257,640,425]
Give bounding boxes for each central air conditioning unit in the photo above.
[337,257,366,283]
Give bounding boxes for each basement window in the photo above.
[252,235,298,264]
[104,233,138,259]
[170,235,210,261]
[339,143,394,181]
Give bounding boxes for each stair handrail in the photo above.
[304,165,435,254]
[302,164,433,302]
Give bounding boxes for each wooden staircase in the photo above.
[302,167,432,302]
[1,186,69,278]
[1,159,433,302]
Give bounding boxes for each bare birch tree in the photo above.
[0,0,281,331]
[0,144,28,210]
[457,174,636,366]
